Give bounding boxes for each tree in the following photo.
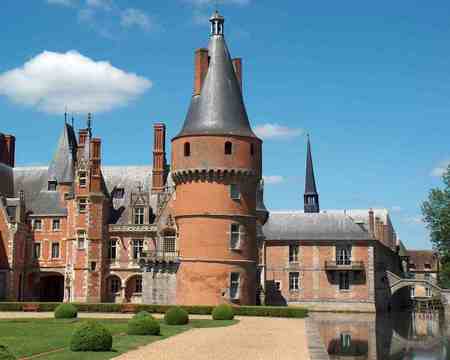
[421,164,450,287]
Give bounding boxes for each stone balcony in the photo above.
[138,250,180,273]
[324,260,365,271]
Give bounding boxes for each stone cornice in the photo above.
[108,224,157,233]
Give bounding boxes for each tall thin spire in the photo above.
[304,134,320,213]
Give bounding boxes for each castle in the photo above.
[0,11,428,311]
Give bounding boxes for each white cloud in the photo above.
[431,160,450,177]
[0,50,151,114]
[46,0,77,6]
[254,123,305,140]
[263,175,284,185]
[120,8,153,31]
[401,215,424,225]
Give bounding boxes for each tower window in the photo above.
[230,184,240,200]
[230,223,245,250]
[225,141,232,155]
[250,144,254,156]
[184,142,191,157]
[78,171,87,187]
[229,272,240,300]
[78,198,87,213]
[77,230,86,250]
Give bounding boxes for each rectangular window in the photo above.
[289,272,300,291]
[78,198,87,213]
[426,287,432,297]
[340,333,352,349]
[33,219,42,231]
[163,235,176,253]
[52,219,60,231]
[108,239,117,259]
[134,208,145,225]
[336,245,352,265]
[33,243,41,259]
[339,272,350,290]
[135,277,143,293]
[132,239,144,259]
[110,277,120,293]
[289,244,299,263]
[230,272,240,299]
[48,181,57,191]
[274,281,281,291]
[77,231,86,250]
[230,223,244,250]
[230,184,240,200]
[51,242,60,258]
[410,286,415,297]
[79,171,87,187]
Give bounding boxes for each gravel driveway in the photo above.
[112,316,310,360]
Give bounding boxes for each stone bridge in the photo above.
[386,271,450,308]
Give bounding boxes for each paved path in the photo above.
[112,316,310,360]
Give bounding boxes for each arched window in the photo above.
[225,141,232,155]
[250,143,254,156]
[184,142,191,157]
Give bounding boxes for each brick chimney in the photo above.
[194,48,209,96]
[90,138,102,192]
[152,123,166,193]
[0,134,15,167]
[368,209,375,237]
[232,58,242,90]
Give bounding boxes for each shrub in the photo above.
[0,344,16,360]
[54,303,78,319]
[127,316,160,336]
[70,320,113,352]
[164,306,189,325]
[212,304,234,320]
[234,306,308,318]
[133,311,154,320]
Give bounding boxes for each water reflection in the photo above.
[313,312,448,360]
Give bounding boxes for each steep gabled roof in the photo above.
[47,123,77,184]
[174,12,257,139]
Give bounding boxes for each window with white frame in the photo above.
[339,272,350,290]
[78,170,87,187]
[78,198,87,213]
[230,272,240,299]
[51,242,60,258]
[33,243,41,259]
[77,230,86,250]
[132,239,144,259]
[135,276,143,293]
[33,219,42,231]
[110,277,121,293]
[289,244,299,263]
[410,286,415,298]
[340,333,352,350]
[52,219,60,231]
[230,184,240,200]
[108,239,117,260]
[230,223,244,250]
[336,245,352,265]
[134,207,145,225]
[289,272,299,291]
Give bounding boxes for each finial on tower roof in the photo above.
[210,10,224,36]
[87,113,92,136]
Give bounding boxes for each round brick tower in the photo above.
[171,11,262,305]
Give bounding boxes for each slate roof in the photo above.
[47,123,77,184]
[174,14,257,139]
[263,211,373,241]
[305,136,318,195]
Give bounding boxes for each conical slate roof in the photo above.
[47,123,77,184]
[305,136,318,195]
[175,14,257,139]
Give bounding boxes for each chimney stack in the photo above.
[368,209,375,237]
[194,48,209,96]
[232,58,242,90]
[0,134,16,167]
[152,123,167,193]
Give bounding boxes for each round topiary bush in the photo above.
[54,303,78,319]
[70,320,113,352]
[127,316,160,336]
[164,306,189,325]
[0,344,16,360]
[212,304,234,320]
[133,311,154,320]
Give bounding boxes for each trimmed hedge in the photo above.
[0,302,308,318]
[133,311,154,320]
[0,344,16,360]
[164,306,189,325]
[70,320,113,352]
[212,304,234,320]
[127,316,160,335]
[54,303,78,319]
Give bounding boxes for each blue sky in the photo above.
[0,0,449,249]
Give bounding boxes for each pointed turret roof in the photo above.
[305,135,318,195]
[174,11,257,139]
[47,122,77,184]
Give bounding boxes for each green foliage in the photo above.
[0,344,16,360]
[127,316,160,336]
[133,311,154,320]
[164,306,189,325]
[54,303,78,319]
[70,320,113,352]
[212,304,234,320]
[234,306,308,318]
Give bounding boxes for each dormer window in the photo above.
[134,207,145,225]
[79,171,87,187]
[225,141,232,155]
[48,181,57,191]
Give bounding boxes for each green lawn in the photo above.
[0,318,237,360]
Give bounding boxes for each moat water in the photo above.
[315,311,449,359]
